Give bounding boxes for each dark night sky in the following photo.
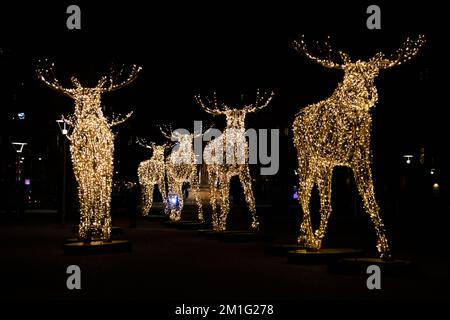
[0,2,445,205]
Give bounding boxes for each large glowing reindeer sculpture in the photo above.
[291,35,425,259]
[137,139,169,216]
[37,63,141,242]
[195,91,274,231]
[161,127,204,223]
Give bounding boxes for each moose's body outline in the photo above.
[291,35,425,259]
[137,142,168,216]
[163,130,204,222]
[38,64,141,241]
[196,92,273,231]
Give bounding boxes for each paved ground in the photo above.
[0,207,449,313]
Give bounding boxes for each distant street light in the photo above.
[56,118,71,136]
[11,142,27,182]
[11,142,27,153]
[403,154,413,165]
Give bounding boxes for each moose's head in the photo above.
[37,63,141,119]
[136,138,169,161]
[292,35,425,108]
[195,90,274,128]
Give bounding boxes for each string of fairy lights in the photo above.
[37,63,141,242]
[195,91,274,231]
[291,35,425,260]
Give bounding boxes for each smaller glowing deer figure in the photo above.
[195,91,274,231]
[162,127,204,222]
[291,35,425,259]
[137,139,169,216]
[37,63,141,241]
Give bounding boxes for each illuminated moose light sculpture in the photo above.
[137,140,168,216]
[37,63,141,242]
[195,91,274,231]
[291,35,425,259]
[162,128,204,223]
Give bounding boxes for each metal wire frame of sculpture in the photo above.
[291,35,425,260]
[195,91,274,231]
[37,62,141,242]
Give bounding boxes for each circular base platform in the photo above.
[264,243,306,256]
[197,229,215,236]
[71,226,123,237]
[287,248,364,264]
[198,230,259,241]
[140,214,168,222]
[64,238,82,244]
[63,240,132,255]
[220,231,260,242]
[329,257,412,275]
[161,220,184,228]
[177,222,211,230]
[201,230,226,239]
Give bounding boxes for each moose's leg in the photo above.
[166,174,177,221]
[218,176,231,231]
[142,184,154,216]
[74,165,92,242]
[102,207,112,242]
[138,166,148,215]
[297,162,316,249]
[100,143,114,242]
[177,183,184,221]
[78,183,91,242]
[239,165,258,231]
[314,166,333,249]
[352,158,391,260]
[139,183,147,216]
[101,175,112,242]
[72,139,92,242]
[208,167,220,230]
[190,173,204,223]
[139,184,146,216]
[89,177,102,241]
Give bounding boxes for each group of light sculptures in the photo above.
[38,35,424,259]
[136,92,273,230]
[136,130,203,222]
